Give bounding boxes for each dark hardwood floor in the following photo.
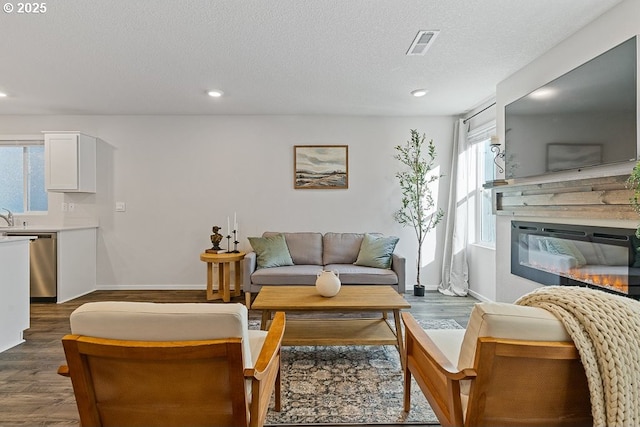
[0,289,478,426]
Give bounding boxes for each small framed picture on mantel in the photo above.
[294,145,348,189]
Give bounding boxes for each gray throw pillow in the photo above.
[354,233,399,269]
[248,234,294,269]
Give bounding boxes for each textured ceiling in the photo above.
[0,0,624,116]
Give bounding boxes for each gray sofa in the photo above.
[243,232,405,307]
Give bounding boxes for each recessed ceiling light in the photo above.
[207,90,224,98]
[0,92,7,98]
[411,89,428,97]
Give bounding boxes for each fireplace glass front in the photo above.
[511,221,640,298]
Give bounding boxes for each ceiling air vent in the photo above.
[406,30,440,56]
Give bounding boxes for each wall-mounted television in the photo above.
[505,36,637,180]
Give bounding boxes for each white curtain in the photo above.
[439,119,470,296]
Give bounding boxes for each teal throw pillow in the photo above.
[354,233,399,269]
[248,234,294,269]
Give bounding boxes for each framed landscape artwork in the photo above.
[294,145,348,189]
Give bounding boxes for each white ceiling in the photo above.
[0,0,624,116]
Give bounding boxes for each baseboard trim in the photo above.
[468,289,492,302]
[57,289,96,304]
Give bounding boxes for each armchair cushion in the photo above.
[248,330,268,367]
[70,301,262,370]
[457,302,571,394]
[422,329,466,366]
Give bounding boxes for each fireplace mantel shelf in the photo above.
[494,174,636,220]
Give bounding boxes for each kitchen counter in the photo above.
[0,235,35,243]
[2,226,98,303]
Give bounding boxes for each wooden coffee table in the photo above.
[251,285,411,368]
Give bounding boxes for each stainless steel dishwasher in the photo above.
[6,232,57,302]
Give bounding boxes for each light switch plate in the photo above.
[115,202,126,212]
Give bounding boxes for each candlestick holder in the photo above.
[232,230,240,253]
[225,235,231,253]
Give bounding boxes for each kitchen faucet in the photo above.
[0,208,14,227]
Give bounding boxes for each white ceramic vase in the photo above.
[315,270,341,297]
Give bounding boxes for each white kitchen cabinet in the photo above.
[45,132,96,192]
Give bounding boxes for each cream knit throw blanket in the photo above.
[516,286,640,427]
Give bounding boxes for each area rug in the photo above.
[260,318,463,425]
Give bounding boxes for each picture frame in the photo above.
[546,143,602,172]
[294,145,348,189]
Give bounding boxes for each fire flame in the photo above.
[567,268,628,294]
[525,261,629,294]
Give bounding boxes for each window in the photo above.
[0,141,48,213]
[467,123,497,247]
[479,139,496,245]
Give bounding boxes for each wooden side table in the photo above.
[199,251,246,302]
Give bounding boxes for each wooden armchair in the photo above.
[402,302,592,427]
[58,302,285,427]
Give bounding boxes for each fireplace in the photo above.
[511,221,640,299]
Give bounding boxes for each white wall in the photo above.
[0,115,455,291]
[494,0,640,302]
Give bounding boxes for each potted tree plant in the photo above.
[394,129,444,296]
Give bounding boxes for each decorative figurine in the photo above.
[207,226,223,252]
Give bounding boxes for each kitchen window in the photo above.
[0,140,48,213]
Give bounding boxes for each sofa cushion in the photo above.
[251,264,323,285]
[326,264,398,285]
[354,233,399,269]
[323,232,365,264]
[263,232,323,265]
[248,234,294,269]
